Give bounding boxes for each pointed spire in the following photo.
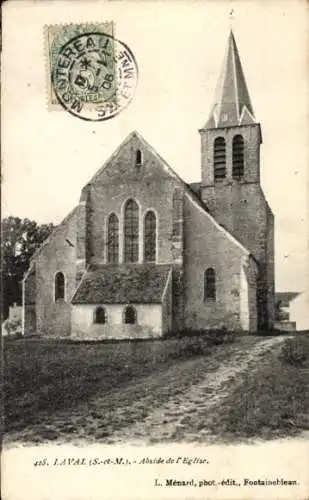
[205,31,256,129]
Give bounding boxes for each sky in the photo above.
[2,0,308,292]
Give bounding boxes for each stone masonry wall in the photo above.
[266,207,275,325]
[200,123,274,329]
[183,193,255,331]
[201,183,273,329]
[240,255,258,331]
[87,134,183,267]
[83,133,185,331]
[71,303,163,339]
[161,270,172,334]
[34,209,78,337]
[200,124,261,187]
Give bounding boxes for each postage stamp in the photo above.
[45,23,138,121]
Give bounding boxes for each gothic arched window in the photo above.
[124,305,137,324]
[55,272,65,301]
[232,135,244,178]
[124,199,139,263]
[94,306,107,324]
[204,268,216,301]
[136,149,142,167]
[144,211,157,262]
[214,137,226,179]
[107,213,119,264]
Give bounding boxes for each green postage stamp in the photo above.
[45,22,138,121]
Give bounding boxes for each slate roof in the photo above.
[72,264,171,305]
[205,31,256,129]
[188,182,201,196]
[275,292,300,307]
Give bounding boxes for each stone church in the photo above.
[23,31,275,339]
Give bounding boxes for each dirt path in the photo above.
[5,335,288,445]
[108,336,287,444]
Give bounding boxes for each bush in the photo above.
[167,327,237,345]
[256,328,293,337]
[280,336,309,366]
[205,328,237,345]
[170,336,210,359]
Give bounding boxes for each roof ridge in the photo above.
[24,206,78,276]
[184,189,251,256]
[83,130,188,192]
[71,264,172,305]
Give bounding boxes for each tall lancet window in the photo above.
[213,137,226,179]
[144,211,157,262]
[136,149,143,168]
[204,268,216,301]
[232,135,244,178]
[107,213,119,264]
[55,272,65,301]
[124,199,139,263]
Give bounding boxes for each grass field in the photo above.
[3,333,309,444]
[3,334,222,436]
[207,333,309,441]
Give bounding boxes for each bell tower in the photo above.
[200,30,275,330]
[200,30,262,199]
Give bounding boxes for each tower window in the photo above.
[204,268,216,301]
[94,306,107,324]
[144,211,157,262]
[124,199,139,263]
[55,272,65,301]
[232,135,244,178]
[213,137,226,180]
[124,305,137,324]
[136,149,142,167]
[107,213,119,264]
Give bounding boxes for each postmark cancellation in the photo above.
[44,23,138,121]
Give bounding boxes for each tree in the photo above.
[1,216,54,318]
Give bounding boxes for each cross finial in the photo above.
[229,8,234,29]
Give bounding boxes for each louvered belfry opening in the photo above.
[232,135,244,178]
[213,137,226,180]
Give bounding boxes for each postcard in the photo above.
[2,0,309,499]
